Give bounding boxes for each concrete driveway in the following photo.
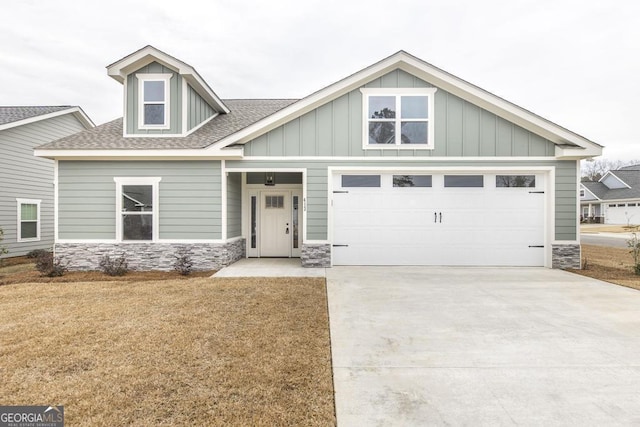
[326,267,640,426]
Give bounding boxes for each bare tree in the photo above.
[581,158,639,181]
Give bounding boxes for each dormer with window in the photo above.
[106,45,229,137]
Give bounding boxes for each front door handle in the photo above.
[286,223,290,234]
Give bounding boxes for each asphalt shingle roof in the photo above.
[583,169,640,201]
[37,99,298,150]
[0,106,74,126]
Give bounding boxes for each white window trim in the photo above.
[361,87,437,150]
[114,177,161,242]
[16,198,41,242]
[137,73,172,130]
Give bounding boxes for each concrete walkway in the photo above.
[212,258,326,277]
[327,267,640,426]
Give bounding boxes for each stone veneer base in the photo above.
[301,243,331,268]
[552,243,581,269]
[55,239,246,271]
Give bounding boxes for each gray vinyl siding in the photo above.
[227,159,577,241]
[126,62,182,135]
[187,85,215,131]
[242,69,556,158]
[57,161,222,240]
[226,172,242,238]
[0,114,86,258]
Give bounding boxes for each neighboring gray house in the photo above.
[35,46,602,270]
[0,106,94,258]
[581,165,640,225]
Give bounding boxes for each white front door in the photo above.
[260,191,291,257]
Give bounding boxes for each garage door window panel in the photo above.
[496,175,536,188]
[444,175,484,188]
[393,175,432,187]
[341,175,381,187]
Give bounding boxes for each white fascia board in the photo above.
[205,57,402,151]
[207,50,602,158]
[395,56,602,155]
[598,171,631,188]
[0,107,95,131]
[34,147,244,160]
[107,45,229,113]
[579,184,600,201]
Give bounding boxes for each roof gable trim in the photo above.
[207,50,602,160]
[0,107,94,132]
[107,45,229,114]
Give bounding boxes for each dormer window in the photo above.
[137,73,172,129]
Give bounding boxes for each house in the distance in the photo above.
[35,46,601,270]
[0,106,94,258]
[581,165,640,225]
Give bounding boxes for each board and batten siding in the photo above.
[226,172,242,238]
[242,69,556,158]
[188,85,215,131]
[57,161,222,240]
[126,61,182,135]
[226,159,577,242]
[0,114,87,257]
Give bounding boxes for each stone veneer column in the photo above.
[552,243,581,269]
[301,243,331,268]
[55,239,245,271]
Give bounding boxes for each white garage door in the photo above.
[605,203,640,225]
[332,173,545,266]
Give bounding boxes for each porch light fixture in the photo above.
[265,172,275,186]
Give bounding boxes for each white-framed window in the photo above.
[137,73,172,129]
[16,198,41,242]
[361,87,436,149]
[114,177,161,242]
[579,189,585,197]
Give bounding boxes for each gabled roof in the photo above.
[0,106,94,131]
[107,45,229,114]
[582,169,640,201]
[36,49,602,160]
[36,99,296,151]
[206,50,602,159]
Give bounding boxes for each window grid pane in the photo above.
[21,204,37,221]
[144,81,165,102]
[21,222,37,239]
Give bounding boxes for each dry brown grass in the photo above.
[0,277,335,426]
[570,244,640,291]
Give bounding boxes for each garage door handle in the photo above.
[434,212,437,223]
[439,212,442,223]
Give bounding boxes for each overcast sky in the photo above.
[2,0,638,161]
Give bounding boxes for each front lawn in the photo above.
[0,277,335,425]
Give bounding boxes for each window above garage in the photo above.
[361,87,436,150]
